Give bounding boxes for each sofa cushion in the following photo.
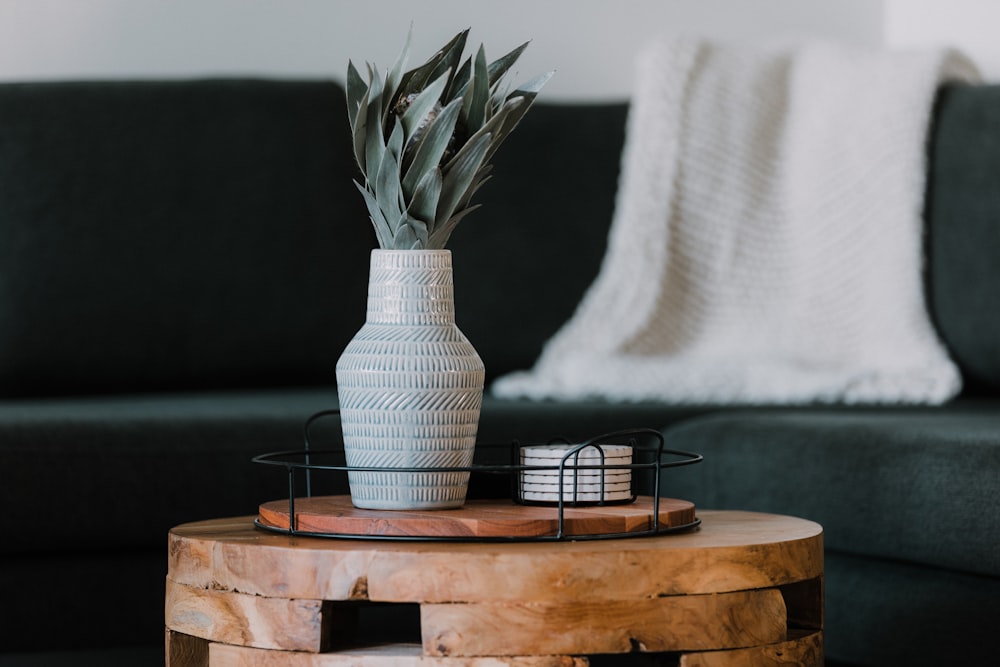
[0,388,342,553]
[927,83,1000,393]
[0,79,370,397]
[662,402,1000,577]
[824,550,1000,666]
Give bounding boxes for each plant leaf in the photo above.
[400,69,450,141]
[346,60,368,136]
[451,40,530,110]
[408,215,430,248]
[511,69,555,97]
[390,214,429,249]
[386,115,405,161]
[484,96,529,162]
[407,167,443,231]
[426,29,468,90]
[363,65,386,181]
[487,41,530,87]
[355,181,393,248]
[428,204,481,249]
[438,131,491,224]
[375,122,404,225]
[351,84,371,175]
[392,221,420,250]
[458,164,493,210]
[446,56,472,103]
[384,25,412,114]
[401,98,461,197]
[461,44,489,133]
[396,29,468,103]
[479,69,555,163]
[455,95,525,166]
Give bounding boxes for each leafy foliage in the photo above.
[348,29,553,249]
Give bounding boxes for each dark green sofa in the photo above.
[1,79,997,666]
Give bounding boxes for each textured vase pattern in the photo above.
[336,250,485,510]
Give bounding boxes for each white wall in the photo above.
[884,0,1000,80]
[2,1,997,100]
[0,0,883,101]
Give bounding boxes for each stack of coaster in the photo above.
[519,443,634,503]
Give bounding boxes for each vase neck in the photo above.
[366,250,456,326]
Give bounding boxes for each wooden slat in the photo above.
[209,642,588,666]
[164,579,330,652]
[779,576,824,630]
[165,629,208,667]
[421,589,787,656]
[167,511,823,603]
[168,523,378,602]
[679,629,823,667]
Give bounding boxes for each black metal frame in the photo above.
[252,409,703,542]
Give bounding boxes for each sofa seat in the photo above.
[663,400,1000,663]
[824,550,1000,665]
[663,401,1000,574]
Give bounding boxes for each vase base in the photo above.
[350,480,469,510]
[348,474,470,511]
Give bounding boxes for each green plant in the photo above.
[347,29,552,249]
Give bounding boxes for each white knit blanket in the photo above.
[493,37,979,405]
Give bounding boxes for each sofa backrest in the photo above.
[926,83,1000,394]
[0,79,626,397]
[1,78,995,398]
[0,80,372,396]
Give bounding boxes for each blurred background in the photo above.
[0,0,997,99]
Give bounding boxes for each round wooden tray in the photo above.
[257,495,696,539]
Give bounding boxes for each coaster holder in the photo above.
[514,438,638,507]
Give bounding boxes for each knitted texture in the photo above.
[493,37,978,404]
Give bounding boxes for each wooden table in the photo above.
[165,509,823,666]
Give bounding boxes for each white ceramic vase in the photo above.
[336,249,485,510]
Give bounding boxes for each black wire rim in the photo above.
[251,409,703,542]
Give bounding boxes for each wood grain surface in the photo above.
[165,511,824,664]
[208,642,588,666]
[164,580,330,652]
[422,590,787,656]
[679,629,823,667]
[168,511,823,603]
[256,495,695,538]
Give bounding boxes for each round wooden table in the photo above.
[165,508,823,666]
